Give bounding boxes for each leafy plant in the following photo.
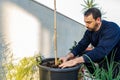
[5,55,41,80]
[69,41,78,51]
[83,50,120,80]
[81,0,106,18]
[81,0,98,12]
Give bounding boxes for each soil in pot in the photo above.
[40,58,60,68]
[38,58,81,80]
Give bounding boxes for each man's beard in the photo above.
[88,23,99,31]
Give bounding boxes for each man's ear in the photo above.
[96,17,101,23]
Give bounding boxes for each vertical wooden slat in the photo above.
[54,0,58,65]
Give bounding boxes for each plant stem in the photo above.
[54,0,58,65]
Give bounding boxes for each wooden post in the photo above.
[54,0,58,65]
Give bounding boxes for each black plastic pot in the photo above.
[38,58,81,80]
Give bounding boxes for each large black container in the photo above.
[38,58,81,80]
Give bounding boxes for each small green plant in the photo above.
[57,59,62,65]
[36,55,42,64]
[5,55,41,80]
[81,0,98,12]
[69,41,78,51]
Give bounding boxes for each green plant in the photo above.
[69,41,78,51]
[81,0,98,12]
[81,0,106,18]
[5,55,41,80]
[83,50,120,80]
[0,33,42,80]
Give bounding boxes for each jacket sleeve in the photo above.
[71,30,90,56]
[83,24,120,63]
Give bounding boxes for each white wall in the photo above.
[0,0,86,60]
[0,0,86,79]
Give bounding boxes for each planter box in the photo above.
[38,58,81,80]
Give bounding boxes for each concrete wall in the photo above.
[0,0,86,59]
[0,0,86,79]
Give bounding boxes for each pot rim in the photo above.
[38,58,81,72]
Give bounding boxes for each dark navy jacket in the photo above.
[71,20,120,63]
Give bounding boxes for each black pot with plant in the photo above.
[37,0,81,80]
[36,40,81,80]
[37,58,81,80]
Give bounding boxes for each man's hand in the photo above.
[59,56,84,68]
[59,52,74,63]
[59,56,68,63]
[59,59,78,68]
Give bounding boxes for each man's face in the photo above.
[84,14,100,31]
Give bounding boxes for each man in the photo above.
[59,8,120,77]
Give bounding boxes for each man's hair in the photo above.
[84,8,101,20]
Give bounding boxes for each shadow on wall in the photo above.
[0,0,86,60]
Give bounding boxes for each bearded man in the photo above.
[59,8,120,78]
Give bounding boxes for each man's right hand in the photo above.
[59,56,68,63]
[59,52,75,63]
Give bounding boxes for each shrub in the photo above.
[5,55,41,80]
